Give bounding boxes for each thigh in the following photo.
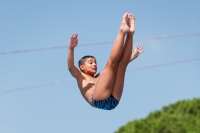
[111,64,127,101]
[93,64,118,100]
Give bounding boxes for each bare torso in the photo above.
[77,72,100,106]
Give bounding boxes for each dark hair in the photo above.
[78,55,96,72]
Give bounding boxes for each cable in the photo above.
[127,57,200,71]
[0,118,53,133]
[0,79,75,94]
[135,32,200,40]
[0,57,199,94]
[1,32,200,55]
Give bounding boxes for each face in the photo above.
[80,57,97,75]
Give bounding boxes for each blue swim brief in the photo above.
[92,95,119,110]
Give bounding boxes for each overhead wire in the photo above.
[0,118,53,133]
[0,79,75,94]
[0,32,200,55]
[1,57,199,94]
[127,57,200,71]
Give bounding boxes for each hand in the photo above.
[69,33,78,49]
[133,44,144,57]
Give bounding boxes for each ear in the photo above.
[80,65,85,71]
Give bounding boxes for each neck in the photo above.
[84,72,95,77]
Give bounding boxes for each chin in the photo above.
[91,70,97,73]
[93,72,96,75]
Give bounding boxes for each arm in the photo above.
[67,33,83,80]
[129,44,144,63]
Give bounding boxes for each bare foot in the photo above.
[120,13,130,33]
[128,14,135,33]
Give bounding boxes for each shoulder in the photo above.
[76,72,89,83]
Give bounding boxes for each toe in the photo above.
[123,12,129,18]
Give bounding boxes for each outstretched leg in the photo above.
[112,14,135,101]
[93,13,130,100]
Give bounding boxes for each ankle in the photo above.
[127,32,134,37]
[120,28,129,35]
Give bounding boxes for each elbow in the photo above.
[68,67,72,72]
[67,65,74,72]
[68,65,72,71]
[67,61,72,70]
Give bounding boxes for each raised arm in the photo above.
[67,33,83,80]
[129,44,144,63]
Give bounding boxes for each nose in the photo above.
[93,63,97,67]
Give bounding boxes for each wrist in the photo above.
[132,53,138,58]
[68,46,75,50]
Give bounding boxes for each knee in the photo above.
[106,60,118,69]
[118,61,127,69]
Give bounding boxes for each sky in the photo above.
[0,0,200,133]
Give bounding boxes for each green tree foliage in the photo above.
[115,98,200,133]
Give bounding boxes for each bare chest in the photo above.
[82,77,97,92]
[78,77,97,101]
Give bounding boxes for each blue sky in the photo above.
[0,0,200,133]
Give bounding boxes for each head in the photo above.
[78,55,97,75]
